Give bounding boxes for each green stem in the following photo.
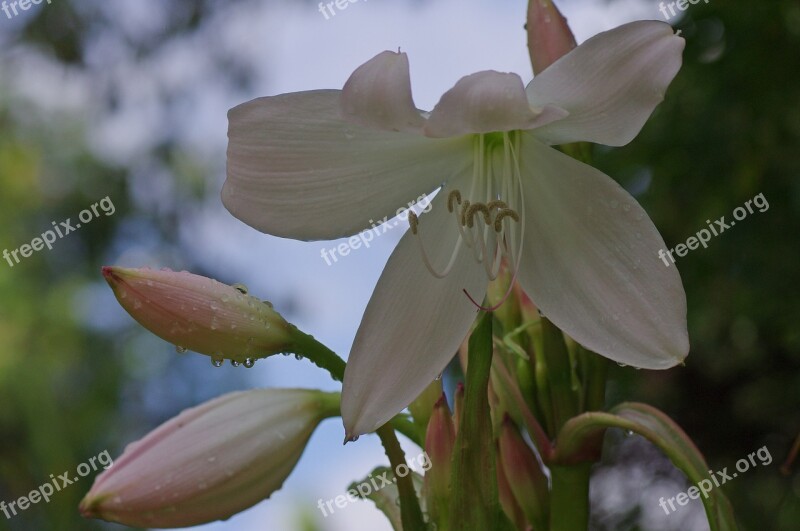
[550,463,592,531]
[288,328,346,382]
[541,317,580,433]
[376,424,427,531]
[289,330,427,448]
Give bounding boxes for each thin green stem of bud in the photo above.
[376,425,427,531]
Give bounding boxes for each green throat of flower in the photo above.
[408,130,526,307]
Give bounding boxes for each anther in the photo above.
[494,209,520,232]
[408,211,419,235]
[460,200,471,227]
[465,203,491,228]
[447,190,462,213]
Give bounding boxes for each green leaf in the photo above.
[554,402,738,531]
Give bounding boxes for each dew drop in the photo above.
[244,358,255,368]
[625,429,635,437]
[434,373,442,381]
[230,360,240,367]
[232,283,248,294]
[175,345,188,354]
[212,358,224,368]
[263,300,274,308]
[622,204,631,212]
[294,354,303,360]
[617,362,627,368]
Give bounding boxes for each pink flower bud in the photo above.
[498,415,550,529]
[496,450,528,530]
[527,0,577,75]
[424,393,456,528]
[102,266,293,365]
[80,388,337,528]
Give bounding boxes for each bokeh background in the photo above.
[0,0,798,530]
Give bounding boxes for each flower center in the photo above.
[408,131,526,299]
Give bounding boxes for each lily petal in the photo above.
[516,134,688,369]
[425,71,568,138]
[224,90,471,240]
[342,188,488,437]
[341,51,427,134]
[526,20,684,146]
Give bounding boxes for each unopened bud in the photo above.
[80,388,337,528]
[102,266,293,364]
[498,415,550,530]
[527,0,577,75]
[496,448,528,530]
[424,393,456,528]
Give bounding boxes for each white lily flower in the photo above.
[223,21,688,438]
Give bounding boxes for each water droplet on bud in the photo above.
[243,358,255,368]
[232,283,248,294]
[211,358,223,368]
[230,360,240,367]
[175,346,188,354]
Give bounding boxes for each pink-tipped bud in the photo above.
[498,415,550,530]
[496,449,528,531]
[80,388,336,528]
[527,0,577,75]
[102,266,293,365]
[424,393,456,528]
